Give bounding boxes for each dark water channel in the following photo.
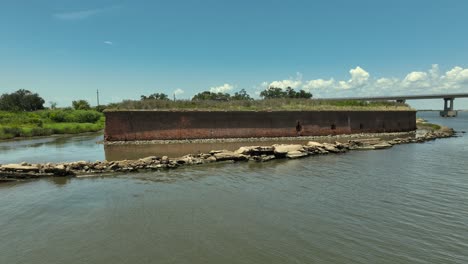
[0,112,467,264]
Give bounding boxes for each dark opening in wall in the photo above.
[331,124,336,130]
[296,121,302,136]
[382,123,386,129]
[360,123,364,129]
[296,121,302,132]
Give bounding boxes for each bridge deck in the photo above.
[317,93,468,101]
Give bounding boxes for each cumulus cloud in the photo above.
[444,66,468,84]
[303,78,335,90]
[268,72,303,89]
[375,78,399,89]
[210,83,234,93]
[348,66,370,87]
[401,72,431,90]
[263,64,468,98]
[173,88,184,95]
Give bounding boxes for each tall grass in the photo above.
[107,98,412,111]
[0,109,104,140]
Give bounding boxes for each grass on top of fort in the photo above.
[107,98,412,111]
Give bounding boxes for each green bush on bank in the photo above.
[0,109,104,140]
[40,110,102,123]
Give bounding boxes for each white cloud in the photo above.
[348,66,370,87]
[429,64,440,80]
[303,78,335,90]
[210,83,234,93]
[269,79,302,89]
[262,65,468,98]
[173,88,184,95]
[402,71,430,88]
[404,71,428,82]
[53,6,119,21]
[53,8,104,20]
[104,41,113,45]
[268,72,303,89]
[375,78,399,89]
[444,66,468,84]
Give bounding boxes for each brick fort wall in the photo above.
[104,110,416,141]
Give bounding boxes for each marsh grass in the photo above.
[416,118,442,131]
[107,98,412,111]
[0,110,104,140]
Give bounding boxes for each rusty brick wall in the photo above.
[104,110,417,141]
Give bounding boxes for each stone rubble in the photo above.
[0,127,455,181]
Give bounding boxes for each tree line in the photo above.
[140,87,312,101]
[0,86,312,112]
[0,89,98,112]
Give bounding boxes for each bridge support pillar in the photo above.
[440,98,457,117]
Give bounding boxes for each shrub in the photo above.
[47,110,67,122]
[72,100,91,110]
[64,110,102,123]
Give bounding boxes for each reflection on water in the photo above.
[0,132,104,164]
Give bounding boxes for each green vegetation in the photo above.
[416,118,442,131]
[260,87,312,99]
[192,89,253,101]
[141,93,170,101]
[121,87,409,111]
[72,99,92,110]
[107,98,411,111]
[0,109,104,140]
[0,89,45,111]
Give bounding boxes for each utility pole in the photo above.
[173,93,176,101]
[96,89,100,106]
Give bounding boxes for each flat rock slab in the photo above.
[286,151,309,159]
[373,143,393,149]
[214,151,247,161]
[273,144,304,154]
[235,146,275,155]
[307,141,324,148]
[1,164,39,172]
[354,146,376,151]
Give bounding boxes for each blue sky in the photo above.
[1,0,468,109]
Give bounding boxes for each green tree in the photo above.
[0,89,45,111]
[260,87,312,99]
[296,89,313,99]
[231,89,253,100]
[49,101,58,109]
[72,100,91,110]
[259,87,287,99]
[192,91,231,101]
[141,93,169,100]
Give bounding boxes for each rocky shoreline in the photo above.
[0,127,456,181]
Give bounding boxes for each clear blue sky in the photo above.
[1,0,468,109]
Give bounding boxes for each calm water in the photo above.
[0,112,467,264]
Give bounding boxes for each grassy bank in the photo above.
[0,110,104,140]
[107,98,412,111]
[416,118,442,130]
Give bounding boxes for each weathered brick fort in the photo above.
[104,110,416,141]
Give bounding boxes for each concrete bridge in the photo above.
[318,93,468,117]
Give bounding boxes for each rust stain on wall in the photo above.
[104,110,417,141]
